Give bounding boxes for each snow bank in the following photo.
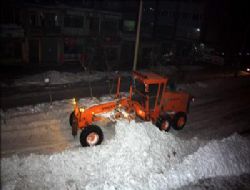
[153,134,250,189]
[13,70,130,86]
[2,120,250,190]
[13,71,106,86]
[10,65,206,87]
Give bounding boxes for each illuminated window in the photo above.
[123,20,135,32]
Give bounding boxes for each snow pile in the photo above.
[13,70,107,86]
[157,134,250,189]
[2,120,250,190]
[10,65,206,87]
[13,70,131,86]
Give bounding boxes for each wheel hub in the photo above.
[86,132,99,146]
[161,121,169,130]
[177,117,185,127]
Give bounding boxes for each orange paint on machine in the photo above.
[70,71,192,147]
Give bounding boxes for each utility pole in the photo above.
[133,0,143,71]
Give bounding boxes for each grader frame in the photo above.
[70,71,190,147]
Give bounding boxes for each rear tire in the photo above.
[172,112,187,130]
[156,114,172,132]
[80,125,103,147]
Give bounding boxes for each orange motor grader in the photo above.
[70,71,191,147]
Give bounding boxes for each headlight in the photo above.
[123,112,129,117]
[247,68,250,72]
[72,98,76,105]
[138,109,145,118]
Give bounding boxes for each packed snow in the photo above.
[1,120,250,190]
[1,74,250,189]
[6,65,207,87]
[12,70,130,86]
[13,70,107,86]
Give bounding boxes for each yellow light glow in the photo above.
[123,112,129,117]
[72,98,76,105]
[80,108,85,112]
[92,112,95,114]
[138,110,145,117]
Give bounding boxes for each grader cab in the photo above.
[70,71,191,147]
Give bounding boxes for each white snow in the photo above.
[9,65,206,87]
[13,70,106,86]
[1,120,250,190]
[12,70,130,86]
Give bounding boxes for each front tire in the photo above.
[156,114,172,132]
[80,125,103,147]
[172,112,187,130]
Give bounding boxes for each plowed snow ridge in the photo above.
[1,121,250,190]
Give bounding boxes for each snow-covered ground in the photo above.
[5,65,206,87]
[2,121,250,190]
[2,65,249,88]
[1,76,250,189]
[11,70,130,87]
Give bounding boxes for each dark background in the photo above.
[0,0,249,77]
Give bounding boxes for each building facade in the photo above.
[1,0,122,70]
[1,0,205,69]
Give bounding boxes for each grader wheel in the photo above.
[172,112,187,130]
[156,114,172,132]
[80,125,103,147]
